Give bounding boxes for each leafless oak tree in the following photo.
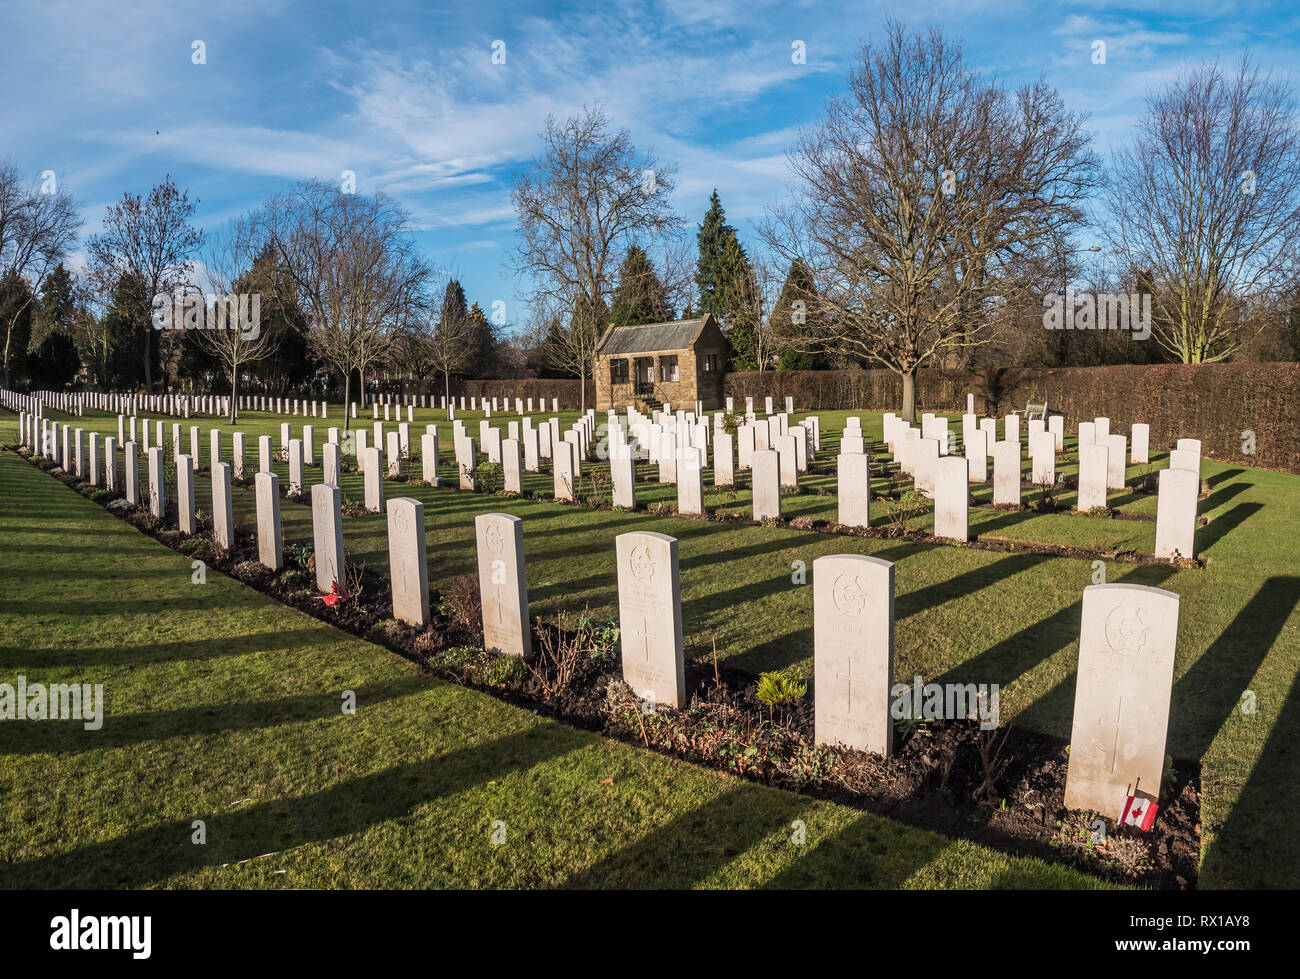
[0,163,81,388]
[512,105,682,411]
[1105,57,1300,363]
[191,223,279,424]
[763,23,1098,420]
[86,175,203,392]
[257,181,428,429]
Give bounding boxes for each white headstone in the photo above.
[147,446,165,518]
[476,513,531,657]
[991,440,1021,506]
[177,454,196,534]
[1131,424,1150,464]
[933,456,968,541]
[837,453,870,528]
[616,531,685,708]
[363,446,384,512]
[1064,583,1180,816]
[311,483,346,593]
[751,449,781,520]
[1154,467,1198,561]
[814,554,894,756]
[1077,443,1109,511]
[211,462,234,549]
[388,498,430,627]
[256,472,283,570]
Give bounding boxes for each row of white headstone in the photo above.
[7,391,1184,821]
[7,392,1200,560]
[304,491,1179,824]
[14,388,239,420]
[722,395,797,416]
[875,412,1202,559]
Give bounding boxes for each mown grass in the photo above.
[10,402,1300,887]
[0,445,1109,889]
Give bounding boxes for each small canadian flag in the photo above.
[1120,783,1159,832]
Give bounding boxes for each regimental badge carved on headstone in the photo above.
[814,554,895,756]
[615,531,685,708]
[1065,583,1180,817]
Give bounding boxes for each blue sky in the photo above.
[3,0,1297,334]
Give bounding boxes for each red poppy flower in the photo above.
[319,580,348,607]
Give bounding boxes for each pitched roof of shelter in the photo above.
[596,316,710,355]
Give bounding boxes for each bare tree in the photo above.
[511,105,682,410]
[257,181,428,429]
[190,223,279,424]
[1105,57,1300,363]
[86,175,203,392]
[763,23,1098,420]
[0,163,81,388]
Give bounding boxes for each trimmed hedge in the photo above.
[725,364,1300,474]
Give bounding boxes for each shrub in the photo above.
[469,461,503,493]
[755,669,808,707]
[442,573,483,639]
[482,654,527,686]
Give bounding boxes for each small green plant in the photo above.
[428,645,488,676]
[469,461,503,493]
[481,654,527,686]
[573,612,620,661]
[887,489,930,535]
[286,541,314,569]
[581,469,612,505]
[755,669,808,722]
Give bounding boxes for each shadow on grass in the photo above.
[561,783,812,888]
[0,674,431,756]
[1201,481,1249,515]
[1170,576,1300,761]
[0,626,331,671]
[1198,502,1263,554]
[933,564,1179,694]
[0,724,579,888]
[1204,468,1245,488]
[1200,667,1300,888]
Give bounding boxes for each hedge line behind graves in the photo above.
[723,363,1300,474]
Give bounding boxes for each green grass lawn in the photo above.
[0,443,1109,889]
[8,402,1299,887]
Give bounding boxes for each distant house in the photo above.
[594,314,728,411]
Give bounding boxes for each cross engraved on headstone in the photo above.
[635,617,653,661]
[1094,697,1146,775]
[834,659,871,715]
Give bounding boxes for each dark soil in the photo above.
[15,444,1203,888]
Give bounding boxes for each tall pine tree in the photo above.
[695,190,737,318]
[610,246,672,326]
[770,258,822,369]
[465,302,497,376]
